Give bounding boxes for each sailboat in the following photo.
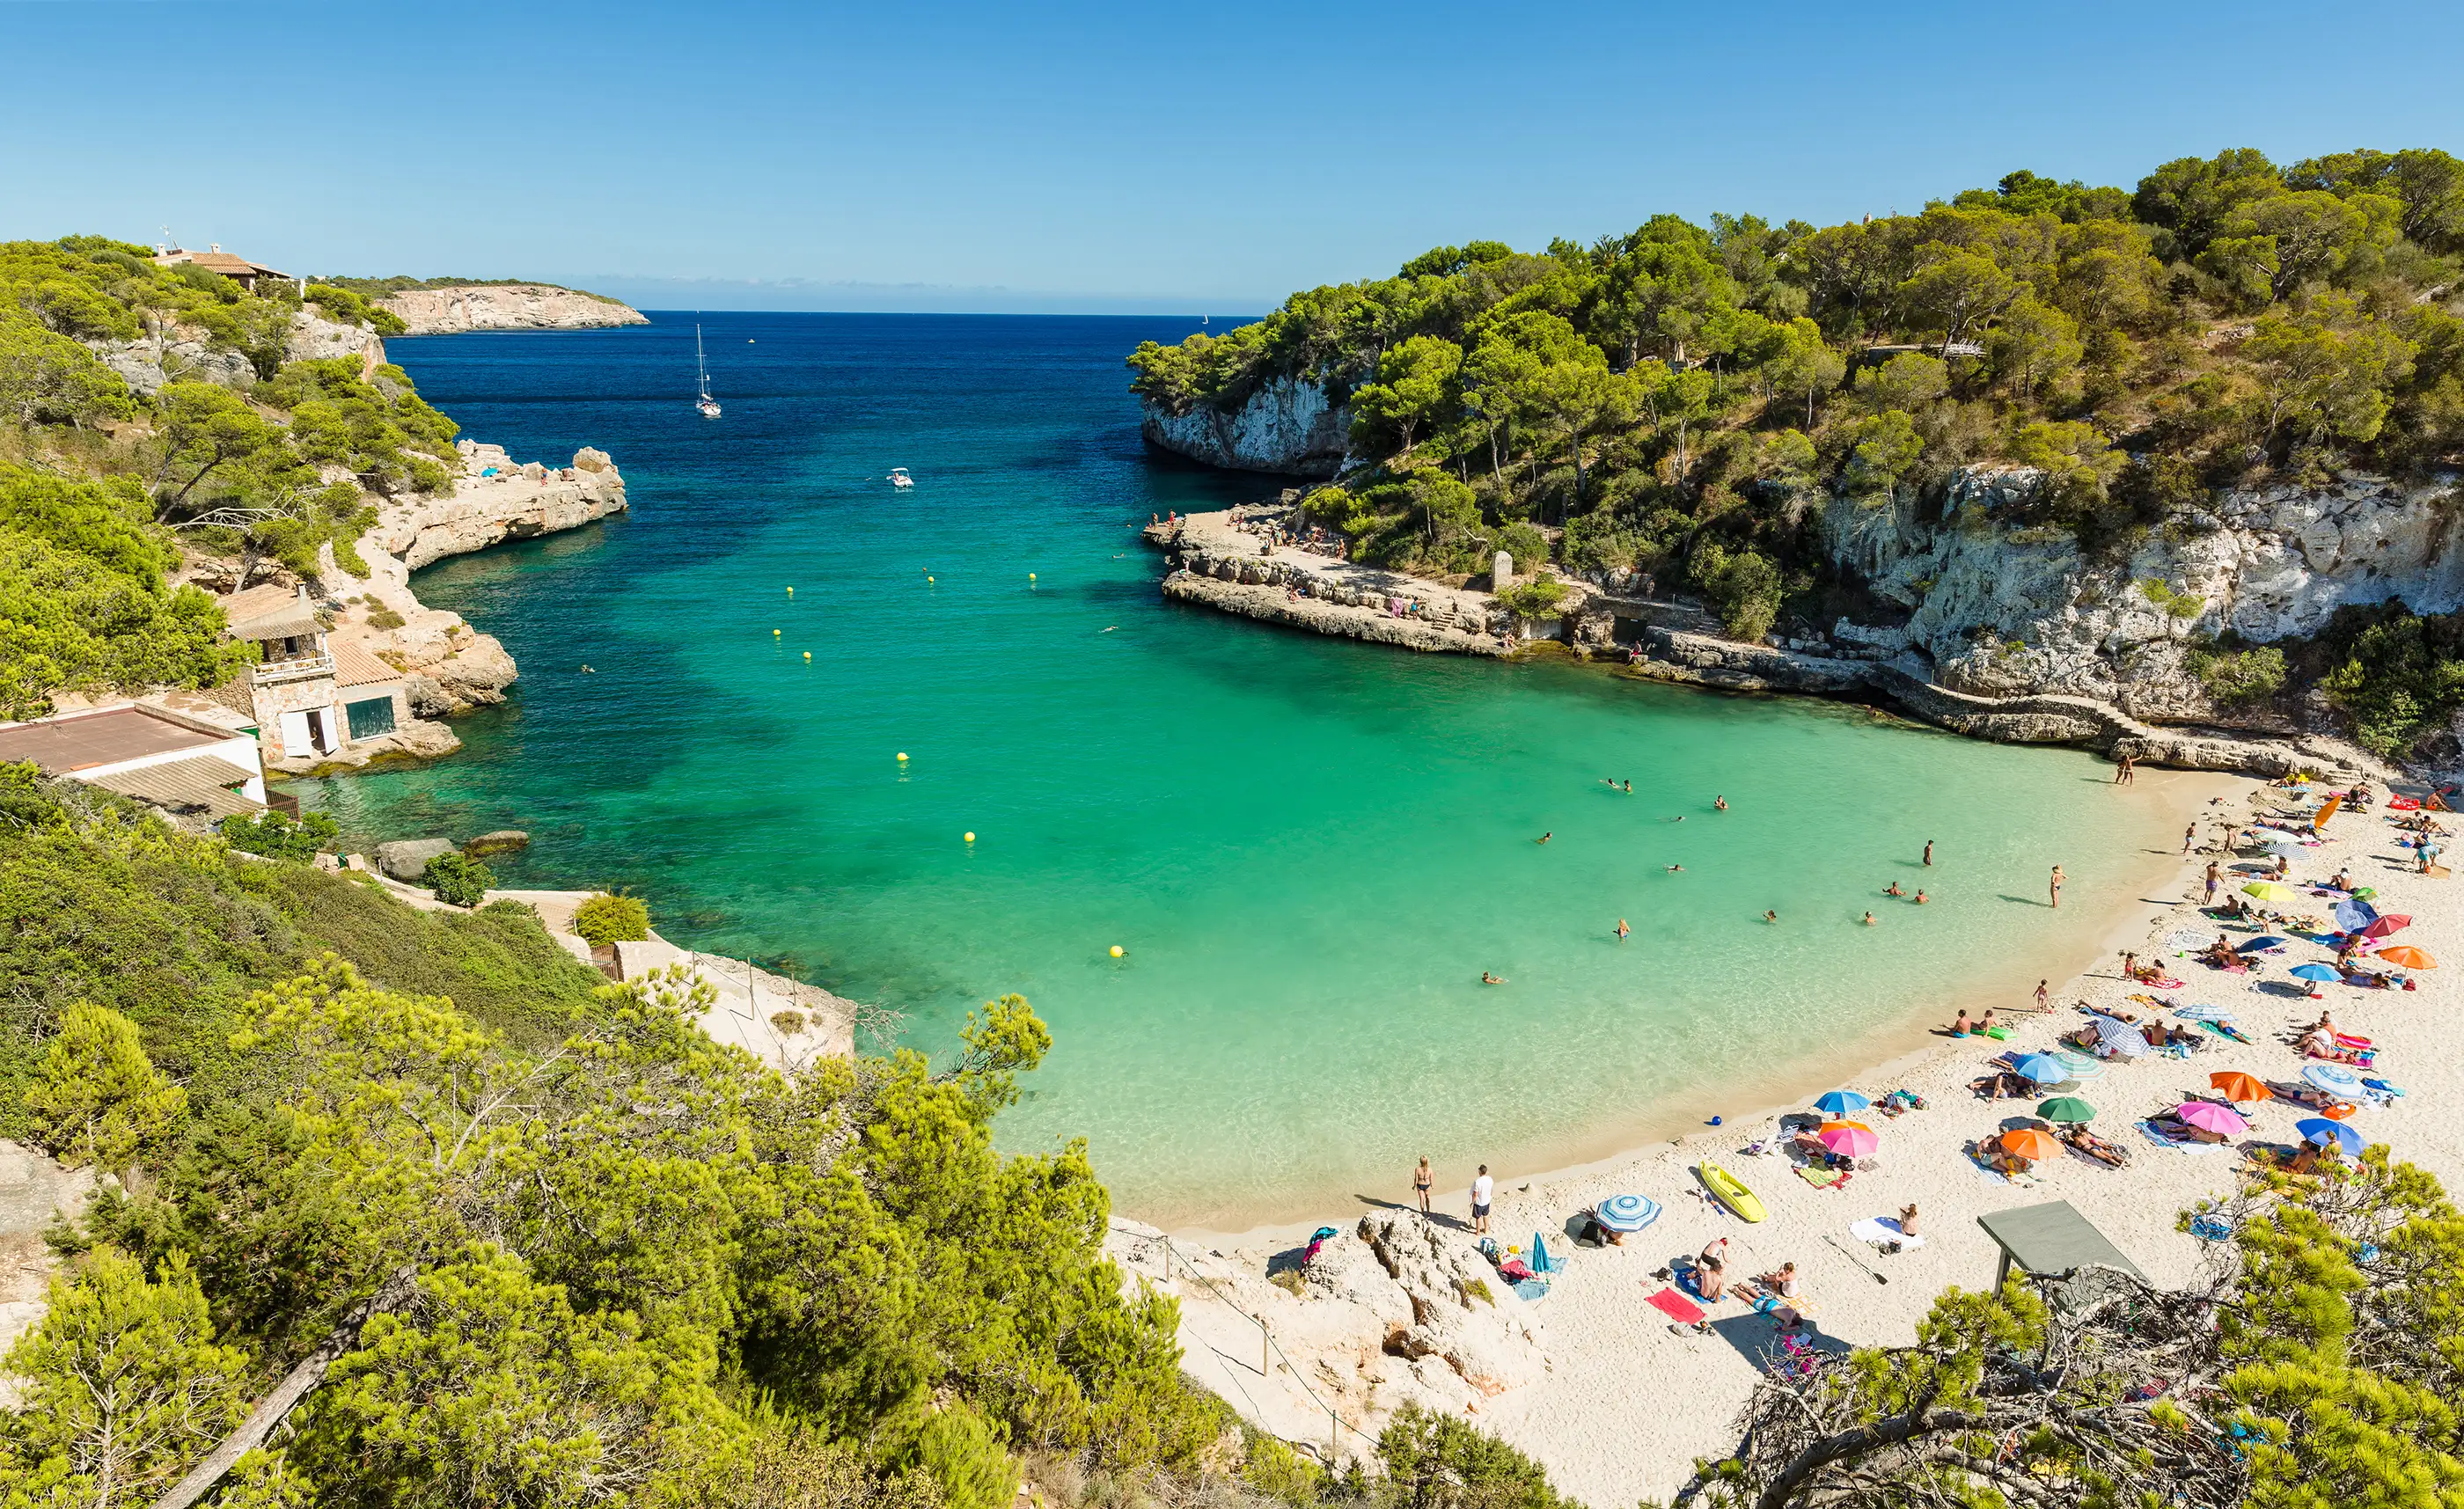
[694,324,722,418]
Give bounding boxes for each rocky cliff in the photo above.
[91,307,383,397]
[1824,468,2464,718]
[380,285,649,336]
[1140,375,1351,476]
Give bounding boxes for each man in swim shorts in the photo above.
[1471,1165,1493,1234]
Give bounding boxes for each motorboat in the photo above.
[889,467,913,489]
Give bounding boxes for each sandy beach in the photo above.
[1127,765,2456,1506]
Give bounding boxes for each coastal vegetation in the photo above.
[1129,146,2464,753]
[0,234,473,716]
[575,890,653,945]
[1680,1153,2464,1509]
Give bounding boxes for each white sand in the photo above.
[1163,771,2459,1505]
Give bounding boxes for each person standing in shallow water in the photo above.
[1923,839,1933,867]
[1616,918,1631,940]
[2050,864,2065,909]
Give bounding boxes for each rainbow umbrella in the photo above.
[2243,882,2296,902]
[2378,946,2436,970]
[2013,1053,2070,1084]
[1813,1090,1870,1117]
[2037,1095,2099,1124]
[2296,1118,2365,1157]
[2210,1071,2272,1103]
[1817,1120,1878,1158]
[2174,1101,2251,1137]
[2361,914,2412,939]
[1997,1128,2062,1162]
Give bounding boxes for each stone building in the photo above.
[220,584,412,766]
[151,245,292,294]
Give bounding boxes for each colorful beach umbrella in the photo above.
[2087,1016,2151,1056]
[2296,1118,2366,1157]
[1595,1193,1659,1233]
[2013,1053,2070,1084]
[2037,1095,2098,1124]
[2210,1071,2272,1103]
[2305,1064,2365,1096]
[2243,882,2296,902]
[2290,963,2341,982]
[2258,839,2306,858]
[2378,946,2436,970]
[2361,914,2412,938]
[1817,1121,1879,1157]
[1813,1090,1870,1117]
[2175,1101,2251,1137]
[2235,935,2288,952]
[2334,899,2379,932]
[1997,1128,2061,1162]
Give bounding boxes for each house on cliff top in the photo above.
[152,245,293,295]
[219,584,410,766]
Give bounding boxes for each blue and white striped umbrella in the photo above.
[2304,1064,2365,1095]
[2087,1016,2150,1056]
[1595,1193,1661,1233]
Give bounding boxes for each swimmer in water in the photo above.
[1615,918,1631,939]
[1862,912,1876,926]
[1714,795,1729,810]
[1537,831,1552,845]
[1885,881,1905,897]
[1914,890,1930,904]
[1481,971,1504,985]
[1623,780,1632,793]
[1763,909,1778,924]
[1667,863,1685,872]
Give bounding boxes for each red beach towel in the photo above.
[1646,1286,1707,1324]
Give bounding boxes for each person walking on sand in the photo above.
[1471,1165,1493,1234]
[2050,864,2065,909]
[1414,1156,1433,1216]
[1616,918,1631,940]
[2184,823,2199,854]
[2204,861,2222,905]
[2034,979,2050,1011]
[1924,839,1934,867]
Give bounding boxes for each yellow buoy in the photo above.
[928,575,935,583]
[1109,945,1124,958]
[896,751,908,762]
[786,586,794,596]
[964,831,976,843]
[1030,573,1038,581]
[773,628,781,637]
[803,651,811,661]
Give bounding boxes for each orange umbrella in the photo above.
[2210,1071,2272,1103]
[1997,1128,2062,1162]
[2378,946,2437,970]
[2313,793,2344,831]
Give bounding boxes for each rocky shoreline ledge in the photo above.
[379,283,649,335]
[1145,504,2387,784]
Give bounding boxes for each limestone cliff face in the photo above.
[381,285,649,336]
[1823,467,2464,718]
[86,308,378,397]
[1140,376,1351,476]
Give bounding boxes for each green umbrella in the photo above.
[2037,1095,2099,1124]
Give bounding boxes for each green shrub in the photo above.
[365,607,405,630]
[218,809,338,861]
[420,851,492,908]
[572,891,650,947]
[24,1000,187,1172]
[1692,539,1784,642]
[1494,522,1550,575]
[303,282,407,337]
[1493,578,1567,619]
[2192,644,2288,705]
[904,1403,1016,1509]
[2319,608,2464,756]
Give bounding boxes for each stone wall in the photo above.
[1140,376,1352,476]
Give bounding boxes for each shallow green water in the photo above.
[302,314,2184,1223]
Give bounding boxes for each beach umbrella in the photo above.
[2037,1095,2099,1124]
[2353,886,2379,901]
[2378,946,2437,970]
[2235,935,2289,953]
[1813,1090,1869,1117]
[1997,1128,2062,1162]
[2259,839,2306,859]
[2335,899,2379,932]
[1817,1121,1878,1158]
[2243,882,2296,902]
[2290,963,2341,983]
[1595,1193,1659,1233]
[2175,1101,2252,1137]
[2305,1064,2365,1096]
[2296,1118,2366,1157]
[2361,914,2412,939]
[2210,1071,2272,1103]
[2087,1016,2151,1056]
[2013,1053,2070,1084]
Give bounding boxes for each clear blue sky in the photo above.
[5,0,2459,313]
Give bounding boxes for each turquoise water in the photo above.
[302,315,2184,1224]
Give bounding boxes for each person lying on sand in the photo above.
[1969,1070,2028,1100]
[2148,1113,2226,1144]
[2061,1125,2130,1167]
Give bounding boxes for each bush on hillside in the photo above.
[572,890,650,946]
[1492,579,1566,619]
[420,851,492,908]
[219,809,339,861]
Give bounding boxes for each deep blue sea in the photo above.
[297,313,2186,1224]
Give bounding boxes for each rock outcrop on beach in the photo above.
[1825,467,2464,718]
[380,285,649,336]
[1140,375,1351,476]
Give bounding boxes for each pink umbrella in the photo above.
[2174,1101,2251,1137]
[1817,1121,1880,1158]
[2361,914,2413,939]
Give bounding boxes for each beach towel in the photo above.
[2198,1020,2255,1044]
[1645,1286,1706,1324]
[1849,1216,1926,1250]
[1796,1165,1844,1189]
[1510,1278,1549,1302]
